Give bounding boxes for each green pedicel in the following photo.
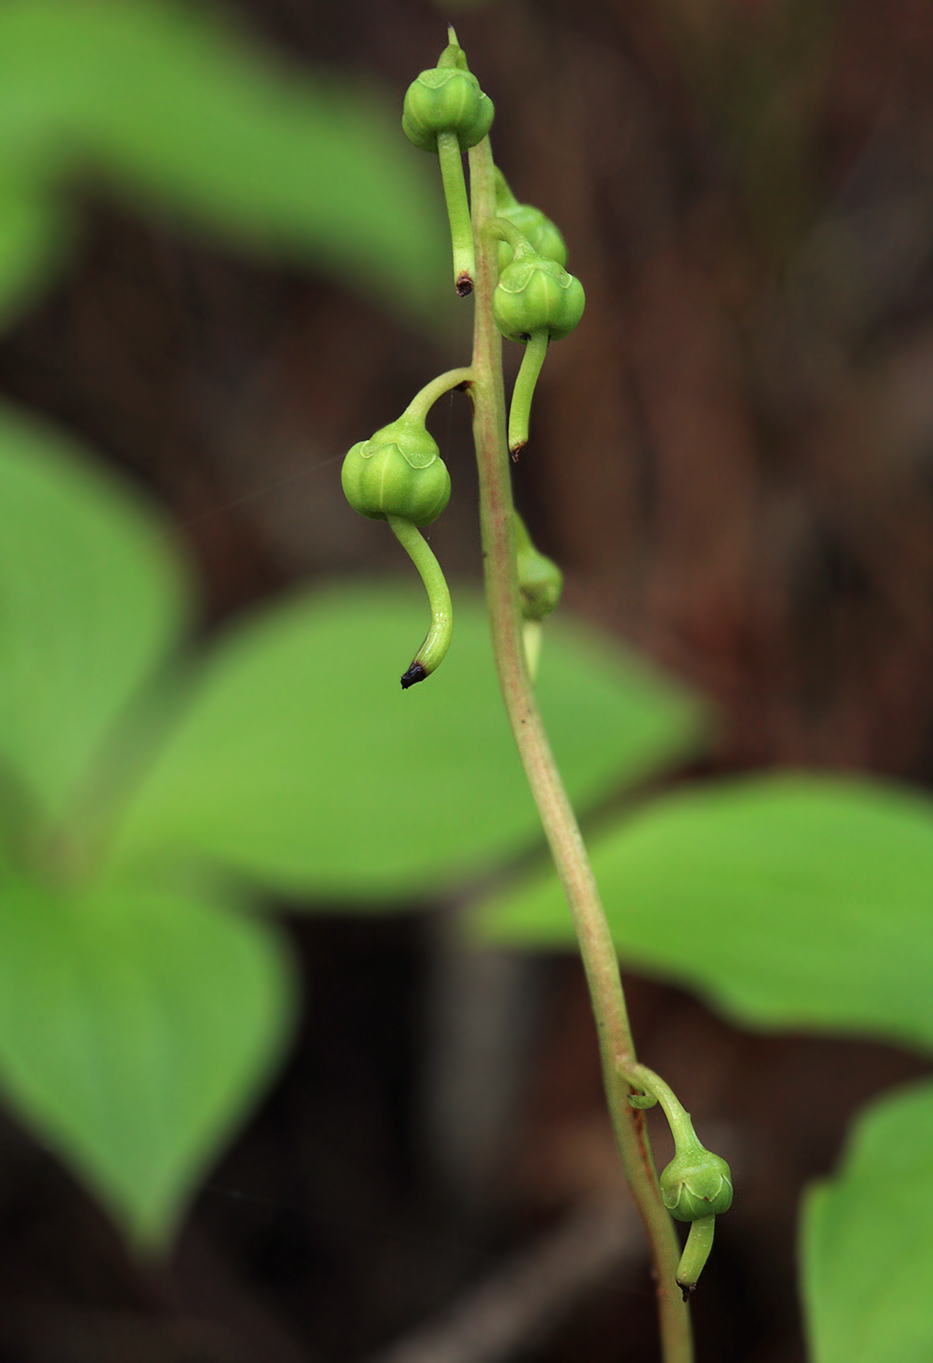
[388,515,453,688]
[675,1217,717,1303]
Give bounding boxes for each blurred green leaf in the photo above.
[0,404,187,821]
[108,583,705,901]
[0,876,294,1248]
[475,774,933,1052]
[0,0,448,321]
[802,1080,933,1363]
[0,177,72,328]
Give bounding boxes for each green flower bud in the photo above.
[497,204,568,273]
[660,1147,734,1222]
[403,68,494,153]
[515,512,563,621]
[493,249,585,343]
[341,418,450,527]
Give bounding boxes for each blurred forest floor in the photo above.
[1,0,932,1360]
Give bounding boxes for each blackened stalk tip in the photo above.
[400,661,428,689]
[456,274,474,297]
[510,440,526,462]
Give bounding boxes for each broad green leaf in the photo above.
[802,1080,933,1363]
[0,0,448,322]
[475,774,933,1052]
[0,404,188,820]
[107,583,704,901]
[0,876,294,1248]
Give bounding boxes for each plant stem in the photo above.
[620,1061,704,1153]
[403,367,474,426]
[467,134,693,1363]
[386,514,454,688]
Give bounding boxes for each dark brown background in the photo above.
[1,0,932,1359]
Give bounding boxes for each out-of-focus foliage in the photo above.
[0,0,453,1242]
[0,0,706,1261]
[0,400,704,1246]
[0,403,297,1250]
[5,6,929,1360]
[803,1081,933,1363]
[107,588,703,901]
[0,877,292,1250]
[0,0,449,326]
[0,408,187,820]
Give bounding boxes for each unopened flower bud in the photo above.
[494,250,585,343]
[341,418,450,527]
[660,1148,734,1222]
[403,68,494,153]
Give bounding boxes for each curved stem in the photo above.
[403,367,474,426]
[508,330,548,456]
[620,1061,703,1154]
[386,515,453,688]
[467,134,693,1363]
[487,215,531,254]
[437,130,475,296]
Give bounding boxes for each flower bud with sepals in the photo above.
[341,367,472,689]
[621,1061,733,1299]
[402,45,494,153]
[514,512,563,622]
[493,242,584,343]
[660,1145,734,1221]
[402,27,494,295]
[341,417,450,527]
[659,1141,732,1298]
[492,234,585,455]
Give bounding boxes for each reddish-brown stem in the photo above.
[466,134,693,1363]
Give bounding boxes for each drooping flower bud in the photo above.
[402,68,494,153]
[493,248,585,343]
[494,244,585,454]
[341,418,450,527]
[660,1147,734,1222]
[515,512,563,621]
[401,30,492,295]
